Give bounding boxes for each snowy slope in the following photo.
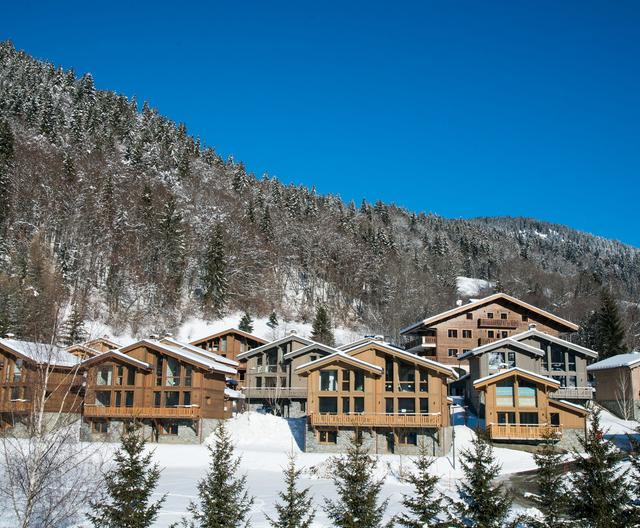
[456,276,494,297]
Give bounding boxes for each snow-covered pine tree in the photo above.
[177,422,254,528]
[201,224,228,316]
[59,302,88,346]
[596,289,627,359]
[395,440,450,528]
[626,427,640,525]
[310,305,334,347]
[323,433,390,528]
[239,312,254,333]
[453,431,512,528]
[87,424,166,528]
[266,452,316,528]
[0,118,14,232]
[260,206,275,242]
[266,311,279,338]
[569,409,630,527]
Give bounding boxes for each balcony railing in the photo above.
[404,335,437,351]
[478,318,519,329]
[84,405,201,419]
[478,337,500,346]
[310,412,442,428]
[549,387,594,400]
[0,400,32,413]
[487,423,561,440]
[244,387,307,399]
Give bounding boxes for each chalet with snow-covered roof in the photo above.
[473,367,587,445]
[80,338,237,444]
[587,352,640,420]
[297,339,457,455]
[236,333,333,417]
[459,327,597,413]
[190,328,267,382]
[0,337,83,432]
[400,293,579,367]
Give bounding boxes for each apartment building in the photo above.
[587,352,640,420]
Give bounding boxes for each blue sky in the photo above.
[3,1,640,246]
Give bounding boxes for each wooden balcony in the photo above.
[404,335,437,351]
[478,318,519,329]
[478,337,500,346]
[549,387,594,400]
[84,405,201,419]
[310,412,442,428]
[0,400,32,413]
[487,423,561,441]
[245,387,307,399]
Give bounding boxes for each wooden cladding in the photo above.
[488,423,561,440]
[477,318,519,329]
[84,405,201,419]
[310,412,442,428]
[0,400,32,413]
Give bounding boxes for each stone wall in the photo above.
[597,399,640,421]
[80,418,220,444]
[2,412,81,439]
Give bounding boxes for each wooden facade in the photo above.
[474,367,587,442]
[400,293,579,366]
[587,352,640,420]
[298,341,457,453]
[191,328,267,381]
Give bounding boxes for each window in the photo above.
[517,381,537,407]
[398,362,415,392]
[342,397,350,414]
[354,397,364,414]
[399,431,417,445]
[155,356,163,386]
[419,398,429,414]
[398,398,415,414]
[165,391,180,407]
[542,352,549,371]
[385,357,394,392]
[419,369,428,392]
[154,391,161,407]
[184,365,192,387]
[319,397,337,414]
[96,391,111,407]
[551,346,564,371]
[320,371,338,391]
[342,370,350,391]
[162,421,179,435]
[497,411,516,424]
[487,312,494,319]
[125,391,134,407]
[567,352,576,371]
[265,377,277,388]
[488,352,515,372]
[553,375,566,387]
[550,413,560,426]
[220,337,228,353]
[462,330,472,339]
[10,386,21,400]
[466,313,473,320]
[501,313,508,320]
[115,366,124,386]
[12,359,23,382]
[310,355,317,362]
[448,349,458,357]
[92,420,109,433]
[354,371,365,392]
[385,398,394,414]
[496,381,514,407]
[166,358,181,386]
[319,430,337,444]
[300,400,306,412]
[97,366,112,386]
[115,391,122,407]
[183,391,191,406]
[519,412,539,425]
[448,329,458,338]
[522,315,529,322]
[501,331,508,338]
[488,331,495,338]
[126,368,136,386]
[567,376,577,388]
[257,356,263,367]
[280,377,287,388]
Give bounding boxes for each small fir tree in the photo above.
[201,224,228,316]
[266,452,316,528]
[569,409,630,527]
[596,289,627,359]
[395,441,450,528]
[454,431,512,528]
[310,305,335,347]
[266,310,279,338]
[88,424,166,528]
[627,428,640,524]
[60,303,88,346]
[0,119,14,231]
[178,422,254,528]
[323,433,390,528]
[239,312,254,333]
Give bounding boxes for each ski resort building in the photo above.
[587,352,640,420]
[400,293,579,367]
[473,367,587,446]
[0,337,83,433]
[237,333,333,417]
[64,335,123,359]
[297,339,457,456]
[458,327,597,414]
[80,338,237,444]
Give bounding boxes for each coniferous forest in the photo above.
[1,40,639,346]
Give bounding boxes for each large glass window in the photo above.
[265,377,277,388]
[320,371,337,391]
[97,366,112,386]
[497,411,516,424]
[519,412,539,425]
[154,391,161,407]
[126,367,136,386]
[385,398,394,414]
[567,352,576,371]
[115,366,124,386]
[496,381,514,407]
[354,397,365,414]
[114,391,122,407]
[125,391,134,407]
[342,397,350,414]
[419,398,429,414]
[96,391,111,407]
[184,365,192,387]
[183,392,191,406]
[385,356,394,392]
[419,369,428,392]
[319,397,337,414]
[12,359,23,382]
[342,370,350,391]
[165,391,180,407]
[551,346,564,371]
[354,371,365,392]
[398,362,415,392]
[517,381,537,407]
[155,356,163,386]
[166,358,181,386]
[488,352,516,373]
[398,398,415,414]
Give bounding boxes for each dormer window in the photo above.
[501,313,508,320]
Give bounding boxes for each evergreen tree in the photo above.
[569,409,630,527]
[323,433,390,528]
[239,312,254,333]
[596,289,627,359]
[88,424,166,528]
[178,422,254,528]
[395,441,449,528]
[60,302,88,346]
[310,305,335,347]
[266,453,316,528]
[201,224,228,315]
[627,428,640,524]
[453,432,512,528]
[260,206,275,242]
[0,119,14,232]
[266,310,279,338]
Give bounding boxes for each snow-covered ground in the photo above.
[456,276,494,297]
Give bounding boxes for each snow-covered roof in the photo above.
[473,367,560,388]
[236,334,314,360]
[337,337,383,351]
[82,336,123,350]
[458,337,545,360]
[400,293,579,335]
[0,338,80,367]
[190,327,267,347]
[295,351,383,373]
[552,399,588,414]
[80,349,152,370]
[161,336,238,367]
[587,352,640,372]
[508,328,598,358]
[283,341,338,359]
[225,387,245,400]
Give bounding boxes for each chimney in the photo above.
[149,334,159,340]
[374,335,384,341]
[528,323,537,330]
[456,299,463,307]
[164,332,173,338]
[289,329,297,336]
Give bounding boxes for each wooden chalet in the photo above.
[297,339,458,455]
[400,293,579,366]
[473,367,587,444]
[80,338,237,443]
[587,352,640,420]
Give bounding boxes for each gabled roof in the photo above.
[587,352,640,372]
[473,367,561,390]
[550,399,589,416]
[509,328,598,358]
[347,340,459,379]
[64,343,102,358]
[283,342,338,360]
[190,327,268,347]
[0,338,80,368]
[337,337,383,351]
[236,334,315,360]
[400,293,579,335]
[79,350,152,370]
[161,336,238,367]
[458,337,546,361]
[295,352,383,375]
[82,336,123,350]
